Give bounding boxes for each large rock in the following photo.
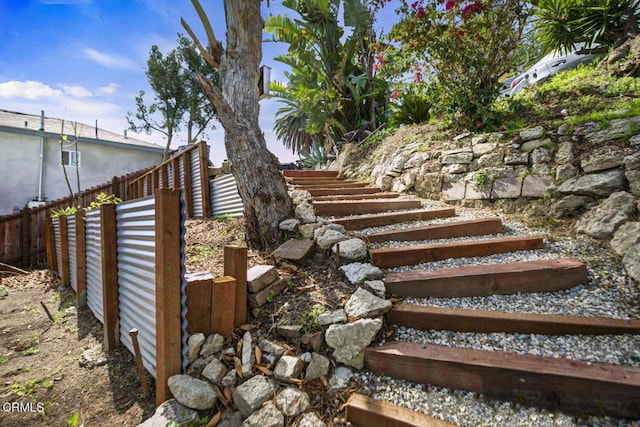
[325,318,383,369]
[138,399,199,427]
[295,202,317,223]
[332,238,368,261]
[551,195,593,218]
[201,358,228,384]
[472,142,497,156]
[232,375,277,418]
[575,191,636,239]
[625,152,640,196]
[241,331,254,378]
[305,352,330,380]
[415,173,443,197]
[344,287,392,318]
[200,333,225,357]
[558,169,626,197]
[241,402,284,427]
[623,244,640,282]
[316,229,348,250]
[279,218,300,232]
[273,240,314,263]
[168,375,217,410]
[317,309,347,326]
[555,141,574,164]
[583,116,640,145]
[340,263,383,284]
[247,265,278,293]
[187,333,205,365]
[581,146,632,173]
[441,149,473,165]
[520,126,545,141]
[273,355,303,383]
[521,138,552,153]
[611,222,640,256]
[275,387,310,417]
[363,280,386,298]
[327,366,353,394]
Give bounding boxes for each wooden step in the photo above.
[366,218,503,243]
[332,208,456,230]
[307,187,382,197]
[293,182,369,189]
[370,236,545,269]
[313,200,422,216]
[365,341,640,418]
[388,304,640,335]
[384,258,587,298]
[346,394,456,427]
[283,170,338,177]
[312,192,400,202]
[286,178,345,185]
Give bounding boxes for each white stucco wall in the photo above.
[0,131,163,215]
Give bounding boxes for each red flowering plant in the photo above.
[378,0,532,130]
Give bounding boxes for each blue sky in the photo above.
[0,0,401,165]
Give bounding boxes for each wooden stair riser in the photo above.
[384,258,587,298]
[370,236,545,269]
[307,187,382,197]
[282,170,338,177]
[287,179,347,185]
[332,208,456,230]
[314,200,422,216]
[293,182,369,189]
[346,394,456,427]
[366,218,503,243]
[388,304,640,335]
[365,342,640,418]
[312,192,400,202]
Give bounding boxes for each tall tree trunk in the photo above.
[196,0,293,251]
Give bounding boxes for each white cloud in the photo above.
[83,48,139,71]
[61,84,92,98]
[96,83,120,95]
[0,80,63,99]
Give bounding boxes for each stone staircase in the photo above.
[283,170,640,425]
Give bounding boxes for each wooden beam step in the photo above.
[293,182,369,189]
[388,304,640,335]
[332,208,456,230]
[346,393,456,427]
[384,258,587,298]
[287,178,347,185]
[283,170,338,177]
[313,200,422,216]
[365,341,640,418]
[366,218,503,243]
[307,187,382,197]
[312,192,400,202]
[370,236,545,269]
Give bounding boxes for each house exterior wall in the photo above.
[0,130,163,215]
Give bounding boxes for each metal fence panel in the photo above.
[85,209,104,323]
[210,174,244,217]
[116,196,157,378]
[67,215,77,292]
[53,217,62,274]
[190,147,203,217]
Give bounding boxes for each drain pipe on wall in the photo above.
[37,110,45,201]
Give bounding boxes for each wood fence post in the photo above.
[111,176,120,199]
[75,211,87,307]
[223,245,248,326]
[59,215,70,285]
[20,207,31,268]
[198,142,212,217]
[211,276,236,336]
[185,272,214,335]
[171,158,180,189]
[155,188,183,407]
[45,216,57,272]
[183,153,193,218]
[100,204,119,351]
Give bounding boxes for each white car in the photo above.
[509,47,597,96]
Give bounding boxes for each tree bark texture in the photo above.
[197,0,293,251]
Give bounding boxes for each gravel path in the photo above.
[350,201,640,426]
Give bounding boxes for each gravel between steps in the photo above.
[351,203,640,426]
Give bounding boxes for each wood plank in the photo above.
[366,218,503,243]
[59,215,70,286]
[283,170,338,177]
[223,245,248,326]
[185,271,214,335]
[212,276,237,336]
[312,192,400,202]
[346,393,457,427]
[388,304,640,335]
[100,204,119,351]
[384,258,587,298]
[307,187,382,197]
[370,236,545,268]
[333,208,456,230]
[293,182,369,189]
[286,178,345,185]
[313,200,422,216]
[365,341,640,418]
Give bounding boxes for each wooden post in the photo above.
[211,276,236,336]
[111,176,120,199]
[152,170,159,194]
[223,245,248,326]
[100,204,119,351]
[75,211,87,307]
[182,153,193,218]
[185,272,214,335]
[45,216,57,272]
[171,158,180,189]
[20,207,30,268]
[59,215,70,285]
[198,142,212,217]
[155,188,183,407]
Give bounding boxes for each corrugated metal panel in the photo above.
[85,209,104,323]
[53,217,62,274]
[190,147,203,217]
[178,157,185,195]
[167,163,174,188]
[67,216,77,292]
[211,174,244,217]
[116,196,157,378]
